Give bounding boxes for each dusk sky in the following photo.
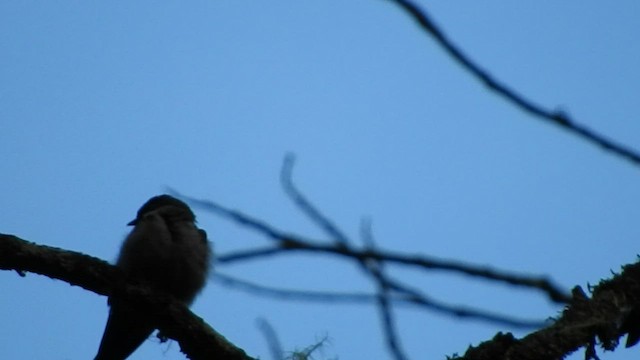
[2,2,639,359]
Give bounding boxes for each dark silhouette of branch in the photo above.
[170,150,640,359]
[373,268,408,360]
[218,246,286,263]
[216,241,570,304]
[361,221,409,360]
[256,318,284,360]
[183,158,565,359]
[385,277,547,329]
[177,195,570,304]
[173,158,571,360]
[0,234,255,360]
[216,272,376,303]
[178,159,570,304]
[386,0,640,167]
[215,272,545,329]
[280,154,350,246]
[282,156,406,358]
[457,262,640,360]
[373,272,408,360]
[4,227,639,360]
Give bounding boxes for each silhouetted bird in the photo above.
[95,195,211,360]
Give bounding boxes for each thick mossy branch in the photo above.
[0,234,255,360]
[460,261,640,360]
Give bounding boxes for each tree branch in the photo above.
[361,223,409,360]
[256,318,284,360]
[215,272,545,329]
[216,241,570,304]
[458,262,640,360]
[386,0,640,167]
[280,154,350,247]
[0,234,255,360]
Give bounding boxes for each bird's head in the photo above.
[128,194,196,226]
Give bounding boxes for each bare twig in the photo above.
[256,318,284,360]
[281,154,350,246]
[386,0,640,167]
[175,156,570,359]
[217,246,285,263]
[390,279,547,329]
[179,177,569,304]
[287,336,330,360]
[373,269,409,360]
[215,272,545,329]
[361,222,410,360]
[216,240,570,304]
[216,272,376,303]
[171,188,300,243]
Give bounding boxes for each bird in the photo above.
[95,195,212,360]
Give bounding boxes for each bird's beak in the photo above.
[127,219,138,226]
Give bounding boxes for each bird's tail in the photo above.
[94,302,155,360]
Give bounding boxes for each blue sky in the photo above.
[2,1,639,359]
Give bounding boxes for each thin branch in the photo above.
[281,154,350,246]
[361,224,410,360]
[374,269,409,360]
[382,271,547,330]
[387,0,640,167]
[217,246,285,263]
[287,336,330,360]
[400,288,546,329]
[216,239,570,304]
[187,166,569,304]
[171,188,299,243]
[215,272,377,303]
[214,273,545,329]
[256,318,284,360]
